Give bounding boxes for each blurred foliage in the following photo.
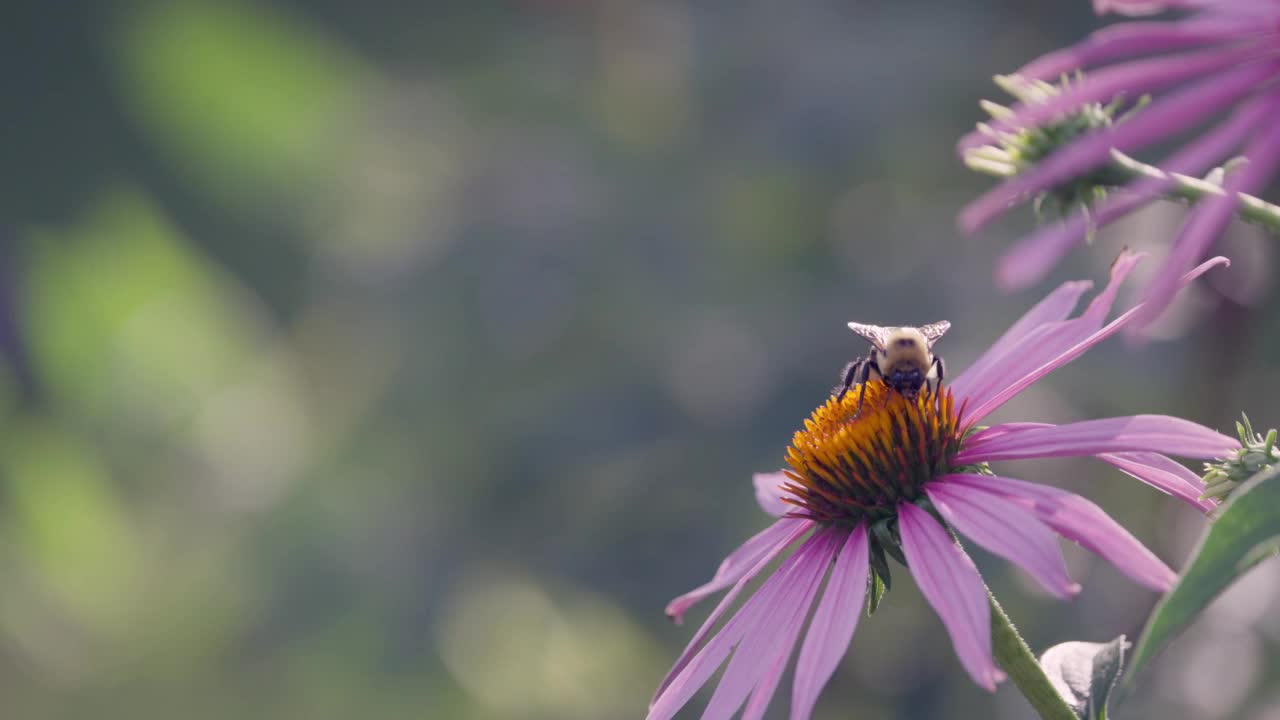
[115,1,369,213]
[3,1,1280,719]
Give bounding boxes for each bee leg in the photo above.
[835,360,863,401]
[928,355,946,394]
[855,357,880,413]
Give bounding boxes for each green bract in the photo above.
[1202,415,1280,501]
[964,75,1138,223]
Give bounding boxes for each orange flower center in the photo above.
[781,382,964,524]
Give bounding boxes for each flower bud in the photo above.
[1202,415,1280,501]
[964,74,1139,223]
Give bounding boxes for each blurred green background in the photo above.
[5,2,1280,718]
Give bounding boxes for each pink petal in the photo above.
[792,526,870,720]
[652,520,813,706]
[945,473,1176,591]
[1133,110,1280,333]
[1094,0,1233,15]
[1093,0,1168,14]
[993,195,1145,292]
[927,483,1080,599]
[960,256,1229,423]
[648,527,823,720]
[898,503,1006,691]
[960,280,1093,377]
[753,471,792,518]
[1098,451,1216,512]
[959,43,1267,156]
[649,582,779,720]
[951,249,1143,418]
[958,422,1053,441]
[665,518,810,624]
[700,531,838,720]
[955,415,1239,464]
[1013,17,1265,81]
[740,652,787,720]
[959,59,1280,233]
[995,91,1279,290]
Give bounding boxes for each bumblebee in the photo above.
[836,321,950,411]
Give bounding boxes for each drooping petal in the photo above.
[648,528,822,720]
[1098,451,1216,512]
[946,473,1176,591]
[995,91,1279,290]
[753,471,792,517]
[700,531,838,720]
[960,43,1267,155]
[959,59,1280,233]
[649,580,780,720]
[665,517,810,624]
[740,652,787,720]
[792,526,870,720]
[1012,16,1266,81]
[927,482,1080,599]
[652,520,813,705]
[961,256,1229,423]
[898,503,1006,691]
[959,280,1093,377]
[950,249,1143,418]
[955,415,1240,464]
[1133,113,1280,332]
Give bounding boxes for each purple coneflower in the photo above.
[958,0,1280,329]
[649,250,1239,720]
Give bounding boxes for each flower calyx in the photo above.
[1202,414,1280,501]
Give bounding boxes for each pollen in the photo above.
[781,382,964,525]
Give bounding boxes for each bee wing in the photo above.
[919,321,951,347]
[846,322,891,350]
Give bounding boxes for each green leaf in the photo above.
[1039,636,1128,720]
[1129,464,1280,679]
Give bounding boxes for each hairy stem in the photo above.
[966,146,1280,232]
[989,591,1079,720]
[1106,150,1280,232]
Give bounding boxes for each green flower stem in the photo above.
[989,590,1078,720]
[1106,150,1280,233]
[966,146,1280,233]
